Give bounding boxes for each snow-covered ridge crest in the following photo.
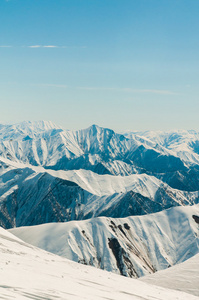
[0,120,62,138]
[16,120,62,132]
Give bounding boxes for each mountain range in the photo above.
[1,121,199,229]
[1,121,199,191]
[1,120,199,298]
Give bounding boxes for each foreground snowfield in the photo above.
[0,227,197,300]
[140,253,199,297]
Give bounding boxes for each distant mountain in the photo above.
[1,121,199,191]
[124,129,199,166]
[0,121,82,167]
[9,204,199,279]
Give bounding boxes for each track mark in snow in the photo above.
[81,279,106,287]
[21,292,52,300]
[0,285,14,289]
[120,291,148,299]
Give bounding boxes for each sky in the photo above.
[0,0,199,132]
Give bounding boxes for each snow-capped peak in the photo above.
[15,120,62,133]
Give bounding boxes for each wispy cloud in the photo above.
[28,45,58,48]
[40,83,68,88]
[28,45,86,49]
[77,87,177,95]
[0,81,176,95]
[0,45,86,49]
[28,45,41,48]
[31,83,68,88]
[133,89,177,95]
[43,45,58,48]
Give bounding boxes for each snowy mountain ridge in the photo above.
[0,157,199,229]
[10,204,199,279]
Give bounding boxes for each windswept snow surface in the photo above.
[10,204,199,279]
[1,227,197,300]
[140,253,199,297]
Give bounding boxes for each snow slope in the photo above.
[1,227,196,300]
[10,204,199,279]
[140,253,199,297]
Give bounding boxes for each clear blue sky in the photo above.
[0,0,198,131]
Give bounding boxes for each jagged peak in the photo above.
[82,124,102,131]
[79,124,116,135]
